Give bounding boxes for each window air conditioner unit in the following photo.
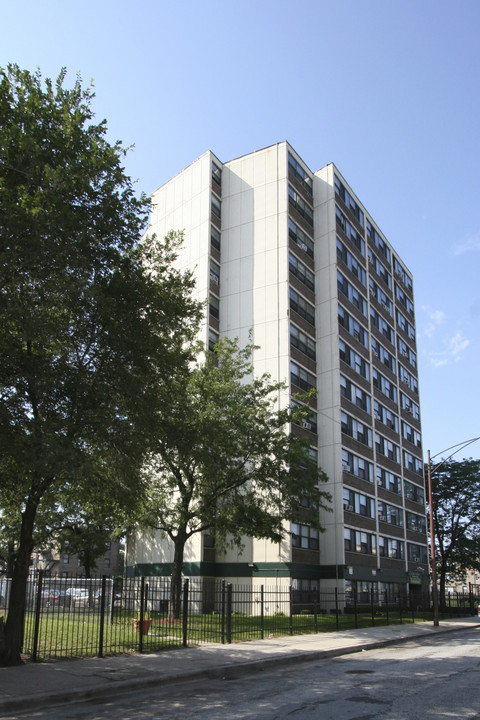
[343,464,352,472]
[379,515,387,522]
[345,505,354,512]
[374,412,381,420]
[299,241,308,252]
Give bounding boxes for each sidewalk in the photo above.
[0,617,478,715]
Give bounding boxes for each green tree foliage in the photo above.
[0,65,202,664]
[428,458,480,609]
[137,338,331,618]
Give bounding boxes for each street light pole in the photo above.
[427,449,439,627]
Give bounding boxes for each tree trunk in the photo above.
[0,499,37,666]
[170,533,187,619]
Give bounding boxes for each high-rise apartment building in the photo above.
[127,142,428,602]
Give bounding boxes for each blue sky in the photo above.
[1,0,479,460]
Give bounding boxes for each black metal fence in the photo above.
[0,573,477,662]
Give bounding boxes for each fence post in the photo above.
[182,579,189,648]
[370,584,375,627]
[335,587,339,631]
[260,585,264,640]
[353,580,358,629]
[226,583,232,644]
[314,588,318,633]
[31,570,44,663]
[138,576,145,653]
[289,585,293,635]
[221,580,226,644]
[399,594,403,624]
[385,589,389,625]
[98,575,107,658]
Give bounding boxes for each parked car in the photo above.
[66,587,90,607]
[94,588,122,606]
[41,588,69,607]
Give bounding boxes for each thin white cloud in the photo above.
[422,306,446,339]
[429,331,470,368]
[451,233,480,256]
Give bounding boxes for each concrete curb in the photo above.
[0,621,478,715]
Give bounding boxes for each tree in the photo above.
[137,337,331,618]
[0,65,202,665]
[428,458,480,610]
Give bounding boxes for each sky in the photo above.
[1,0,479,461]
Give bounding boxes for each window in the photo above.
[372,368,397,402]
[338,271,367,315]
[395,283,414,317]
[371,338,396,373]
[288,153,313,193]
[370,308,394,344]
[403,451,423,475]
[344,528,376,555]
[289,252,315,290]
[340,375,371,412]
[378,501,403,526]
[289,185,313,226]
[402,421,422,447]
[291,523,319,550]
[368,249,392,288]
[343,488,375,517]
[376,466,401,494]
[212,161,222,185]
[211,193,221,219]
[396,309,415,340]
[209,294,219,319]
[404,480,424,504]
[103,558,111,569]
[288,218,314,258]
[341,411,372,447]
[210,259,220,285]
[379,536,404,559]
[338,305,369,348]
[290,288,315,326]
[375,432,400,462]
[369,277,393,315]
[291,361,316,392]
[211,226,221,251]
[373,400,398,431]
[406,511,426,534]
[407,543,428,563]
[335,206,365,255]
[400,392,420,420]
[208,329,219,352]
[63,554,69,564]
[337,239,366,285]
[334,176,364,226]
[290,324,316,360]
[393,258,413,291]
[399,364,418,394]
[293,401,317,434]
[339,340,370,379]
[367,220,391,262]
[342,449,374,482]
